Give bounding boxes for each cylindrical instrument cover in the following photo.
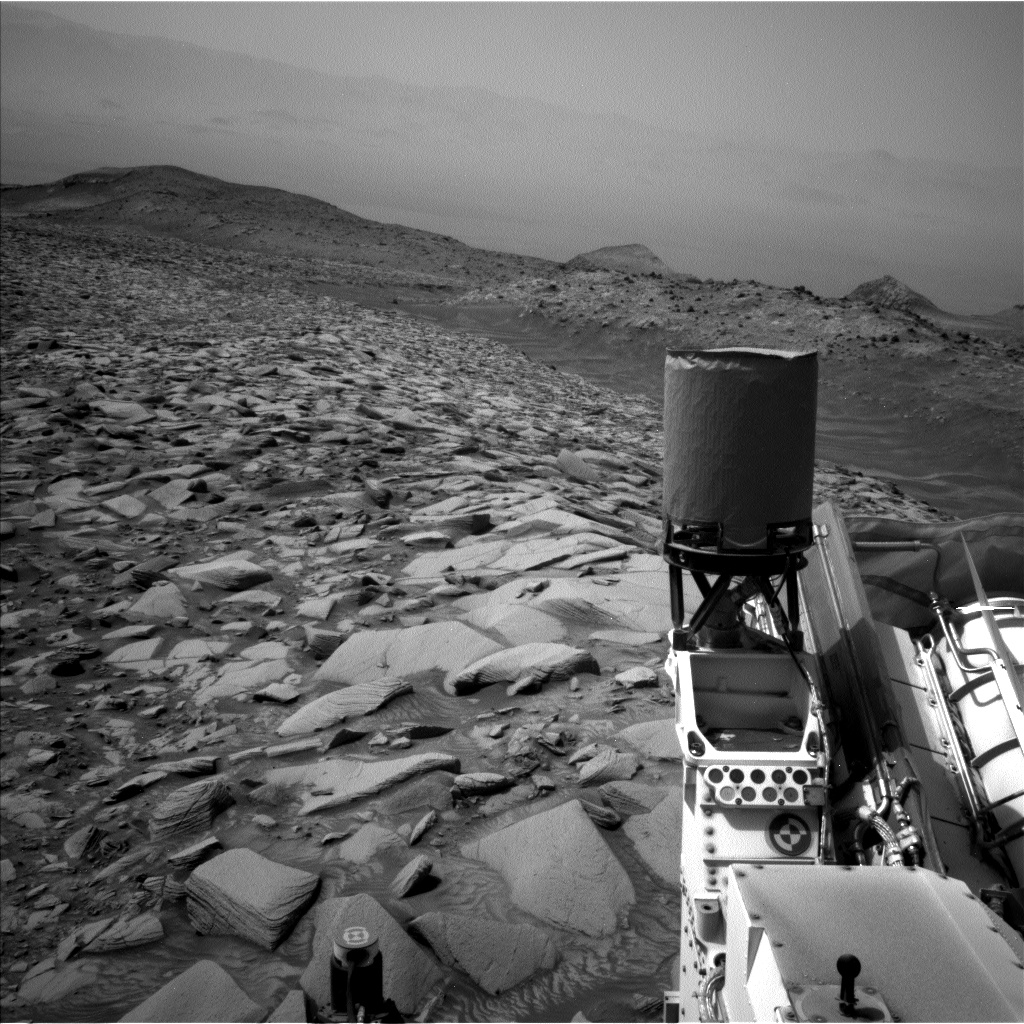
[663,348,817,549]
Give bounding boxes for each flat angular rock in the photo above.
[170,554,273,591]
[315,622,500,686]
[578,747,641,785]
[186,848,320,950]
[276,678,413,736]
[105,637,163,664]
[410,911,558,994]
[167,835,223,869]
[265,752,461,815]
[616,718,682,762]
[461,604,566,645]
[621,786,683,887]
[557,449,603,484]
[333,823,403,864]
[154,755,218,776]
[119,959,263,1022]
[199,659,290,704]
[301,893,443,1017]
[254,681,301,703]
[149,778,233,843]
[445,642,598,695]
[391,853,435,897]
[102,494,147,518]
[217,588,282,610]
[409,809,438,845]
[614,666,660,689]
[461,799,635,936]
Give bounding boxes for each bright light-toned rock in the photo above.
[445,642,598,695]
[315,622,499,686]
[265,752,461,815]
[276,678,413,736]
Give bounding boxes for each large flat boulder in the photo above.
[276,678,413,736]
[461,604,566,645]
[119,959,263,1022]
[300,893,443,1017]
[445,642,598,696]
[410,911,557,994]
[265,752,461,815]
[621,787,683,888]
[185,848,320,949]
[461,799,634,936]
[315,622,500,686]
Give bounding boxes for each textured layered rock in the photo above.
[410,911,558,994]
[445,642,598,695]
[148,778,233,842]
[169,554,273,591]
[185,848,320,949]
[461,799,635,936]
[577,747,641,785]
[119,959,264,1022]
[265,752,461,814]
[276,678,413,736]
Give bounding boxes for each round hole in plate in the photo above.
[783,787,799,802]
[750,768,765,784]
[729,768,744,784]
[792,769,808,784]
[741,786,756,801]
[718,786,735,802]
[707,768,723,784]
[772,769,786,784]
[762,787,777,802]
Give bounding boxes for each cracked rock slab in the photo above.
[410,911,557,994]
[461,799,634,936]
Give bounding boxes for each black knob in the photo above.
[837,954,861,1005]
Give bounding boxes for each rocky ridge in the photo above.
[1,218,948,1021]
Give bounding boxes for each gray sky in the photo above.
[4,2,1022,311]
[31,1,1024,167]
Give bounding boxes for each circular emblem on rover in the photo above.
[341,926,372,947]
[767,813,812,857]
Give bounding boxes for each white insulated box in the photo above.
[663,347,818,550]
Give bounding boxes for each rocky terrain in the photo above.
[0,176,980,1023]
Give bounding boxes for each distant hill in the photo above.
[0,164,556,289]
[563,244,674,276]
[846,275,941,314]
